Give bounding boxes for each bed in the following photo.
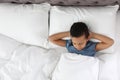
[0,0,120,80]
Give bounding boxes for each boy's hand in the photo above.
[88,32,93,39]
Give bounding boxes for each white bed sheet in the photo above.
[115,34,120,80]
[116,10,120,80]
[0,10,120,80]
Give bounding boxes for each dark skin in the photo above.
[49,31,114,51]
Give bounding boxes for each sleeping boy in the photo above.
[49,22,114,56]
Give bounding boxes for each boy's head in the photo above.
[70,22,90,50]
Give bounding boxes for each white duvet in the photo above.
[0,44,100,80]
[0,33,68,80]
[52,53,99,80]
[0,44,66,80]
[0,32,120,80]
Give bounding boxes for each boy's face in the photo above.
[71,35,89,50]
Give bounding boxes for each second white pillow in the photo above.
[49,5,119,53]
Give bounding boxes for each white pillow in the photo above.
[114,10,120,50]
[116,10,120,34]
[52,53,99,80]
[49,5,119,53]
[0,3,50,48]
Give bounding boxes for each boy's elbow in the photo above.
[48,36,56,43]
[48,36,53,42]
[109,39,114,46]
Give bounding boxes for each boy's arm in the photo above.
[48,31,70,47]
[90,32,114,51]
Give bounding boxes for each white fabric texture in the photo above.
[93,10,120,80]
[0,45,63,80]
[116,10,120,33]
[0,33,21,70]
[0,35,67,80]
[0,3,120,80]
[49,5,119,53]
[52,53,99,80]
[96,53,119,80]
[0,35,119,80]
[116,10,120,80]
[0,33,21,59]
[0,3,50,48]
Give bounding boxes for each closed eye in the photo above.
[72,42,83,45]
[78,43,83,45]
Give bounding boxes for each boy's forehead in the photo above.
[71,36,86,43]
[71,35,86,40]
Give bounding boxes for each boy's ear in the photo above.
[87,38,89,41]
[86,35,91,41]
[88,32,92,40]
[88,35,91,40]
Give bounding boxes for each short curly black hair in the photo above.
[70,22,90,39]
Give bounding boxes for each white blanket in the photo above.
[0,44,62,80]
[0,33,119,80]
[52,53,99,80]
